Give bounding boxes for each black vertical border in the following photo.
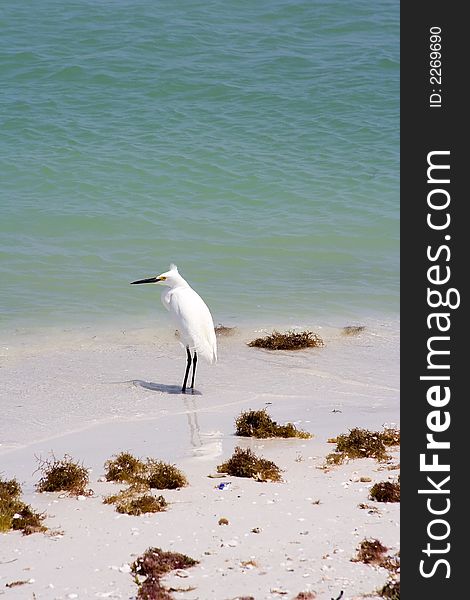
[401,3,465,598]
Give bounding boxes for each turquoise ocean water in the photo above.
[0,0,399,331]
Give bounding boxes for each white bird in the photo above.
[131,264,217,393]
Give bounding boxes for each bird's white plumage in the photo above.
[161,281,217,364]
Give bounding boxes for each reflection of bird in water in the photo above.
[184,397,202,449]
[192,433,223,460]
[184,397,223,460]
[131,264,217,393]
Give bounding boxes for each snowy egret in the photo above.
[131,264,217,393]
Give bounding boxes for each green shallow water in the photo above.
[0,0,399,330]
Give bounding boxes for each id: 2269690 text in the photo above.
[429,26,442,108]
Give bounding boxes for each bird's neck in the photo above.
[162,274,191,294]
[169,274,191,290]
[160,277,191,309]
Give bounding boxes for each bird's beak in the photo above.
[130,276,159,284]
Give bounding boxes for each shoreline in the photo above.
[0,307,399,344]
[0,316,399,454]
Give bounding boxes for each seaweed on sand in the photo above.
[103,453,187,515]
[217,447,282,482]
[104,453,188,489]
[145,460,188,489]
[248,330,325,350]
[104,484,168,516]
[0,477,46,535]
[326,428,394,465]
[131,547,198,600]
[36,454,90,496]
[370,480,400,503]
[378,578,400,599]
[104,451,146,483]
[353,541,400,600]
[353,538,389,565]
[235,408,311,439]
[214,324,237,336]
[380,427,400,447]
[335,428,389,460]
[342,325,366,336]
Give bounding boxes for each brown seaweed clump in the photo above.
[335,428,388,460]
[370,480,400,503]
[326,428,391,465]
[380,427,400,447]
[0,477,47,535]
[104,451,146,483]
[248,330,325,350]
[379,578,400,599]
[103,454,187,515]
[131,547,198,600]
[104,484,168,516]
[36,454,90,496]
[380,553,401,574]
[354,542,400,600]
[104,452,188,489]
[145,460,188,490]
[235,409,311,439]
[217,447,282,482]
[342,325,366,336]
[353,538,389,565]
[214,324,237,336]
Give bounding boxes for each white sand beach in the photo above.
[0,319,399,600]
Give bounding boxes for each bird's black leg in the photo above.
[182,346,192,393]
[190,350,198,392]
